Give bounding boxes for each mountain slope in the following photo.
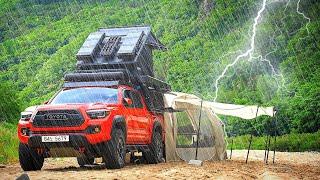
[0,0,319,134]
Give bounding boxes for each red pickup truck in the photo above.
[17,85,165,171]
[18,26,170,171]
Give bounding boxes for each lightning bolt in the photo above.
[257,0,311,95]
[296,0,310,35]
[213,0,311,102]
[213,0,267,102]
[213,0,312,150]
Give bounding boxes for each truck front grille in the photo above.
[33,110,84,127]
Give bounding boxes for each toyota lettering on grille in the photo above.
[44,114,69,120]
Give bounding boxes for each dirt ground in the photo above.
[1,150,319,179]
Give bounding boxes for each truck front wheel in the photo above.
[103,128,126,169]
[19,143,44,171]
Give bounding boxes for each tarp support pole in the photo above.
[272,110,277,164]
[246,106,259,163]
[246,134,253,163]
[230,138,233,159]
[195,100,203,160]
[264,135,269,162]
[266,136,271,164]
[273,135,277,164]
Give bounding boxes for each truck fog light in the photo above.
[21,128,30,136]
[94,126,101,133]
[86,126,101,134]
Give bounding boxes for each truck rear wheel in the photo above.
[19,143,44,171]
[77,156,94,167]
[103,128,126,169]
[143,130,164,164]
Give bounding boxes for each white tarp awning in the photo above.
[165,92,274,119]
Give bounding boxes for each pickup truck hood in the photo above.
[34,103,118,112]
[24,105,38,113]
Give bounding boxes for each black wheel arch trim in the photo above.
[112,115,127,139]
[152,120,162,135]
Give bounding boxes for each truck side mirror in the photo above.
[123,98,133,106]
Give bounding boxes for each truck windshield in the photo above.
[50,87,118,104]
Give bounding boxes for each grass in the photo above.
[0,122,18,164]
[227,131,320,152]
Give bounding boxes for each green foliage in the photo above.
[0,82,20,122]
[0,122,18,164]
[227,131,320,152]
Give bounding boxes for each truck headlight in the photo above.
[86,109,109,119]
[20,112,32,121]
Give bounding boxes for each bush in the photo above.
[0,122,18,164]
[0,83,20,122]
[227,131,320,152]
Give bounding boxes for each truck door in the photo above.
[123,90,150,144]
[123,90,135,143]
[130,90,150,143]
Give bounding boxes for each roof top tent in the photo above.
[65,26,170,113]
[76,26,166,76]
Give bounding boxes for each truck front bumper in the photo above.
[27,134,108,157]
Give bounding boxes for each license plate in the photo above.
[41,135,69,142]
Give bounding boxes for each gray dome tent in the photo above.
[163,92,274,162]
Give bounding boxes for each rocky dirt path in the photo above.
[1,150,319,179]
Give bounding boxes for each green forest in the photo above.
[0,0,319,152]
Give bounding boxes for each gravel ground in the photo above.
[1,150,319,179]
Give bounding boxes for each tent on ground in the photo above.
[163,92,274,162]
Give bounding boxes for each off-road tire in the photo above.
[143,129,164,164]
[19,143,44,171]
[103,128,126,169]
[77,156,94,167]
